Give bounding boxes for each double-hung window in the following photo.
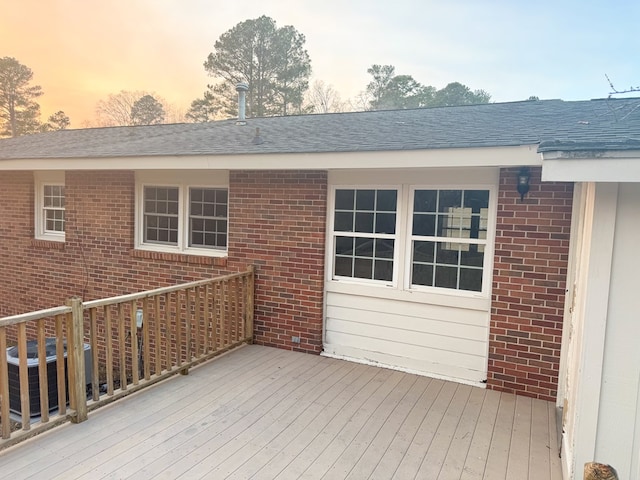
[329,184,493,296]
[136,172,228,256]
[332,188,398,283]
[35,172,65,242]
[410,189,489,292]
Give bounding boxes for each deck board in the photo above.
[0,345,563,480]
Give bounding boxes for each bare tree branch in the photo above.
[606,74,640,96]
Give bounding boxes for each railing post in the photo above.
[245,265,255,343]
[66,297,87,423]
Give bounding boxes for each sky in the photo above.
[2,0,639,127]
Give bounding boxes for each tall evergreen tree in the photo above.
[189,16,311,120]
[0,57,43,137]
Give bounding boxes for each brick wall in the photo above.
[229,171,327,353]
[0,170,326,354]
[488,167,573,401]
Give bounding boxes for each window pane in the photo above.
[459,268,483,292]
[464,190,490,212]
[435,265,458,289]
[375,239,394,259]
[355,190,375,210]
[334,212,353,232]
[335,189,354,210]
[438,190,462,212]
[413,213,436,236]
[414,190,437,213]
[436,242,460,265]
[412,263,433,286]
[374,260,393,281]
[335,236,354,255]
[335,256,353,277]
[413,241,435,263]
[375,212,396,234]
[355,237,373,257]
[354,258,373,279]
[461,246,484,267]
[376,190,397,211]
[355,212,374,233]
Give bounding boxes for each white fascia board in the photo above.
[542,151,640,182]
[0,145,541,171]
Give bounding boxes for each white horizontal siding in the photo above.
[324,291,489,384]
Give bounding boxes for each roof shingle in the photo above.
[1,98,639,160]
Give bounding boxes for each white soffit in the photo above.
[0,145,541,171]
[542,151,640,182]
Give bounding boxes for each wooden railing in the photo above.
[0,267,254,450]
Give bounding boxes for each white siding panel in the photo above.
[326,311,486,355]
[324,291,489,384]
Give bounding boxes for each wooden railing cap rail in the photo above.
[0,306,72,328]
[83,270,252,310]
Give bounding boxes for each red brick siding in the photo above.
[0,170,326,355]
[229,171,326,353]
[488,167,572,401]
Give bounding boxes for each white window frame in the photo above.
[34,171,65,242]
[405,185,496,297]
[328,185,403,288]
[135,171,229,257]
[327,177,497,299]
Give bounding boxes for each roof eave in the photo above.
[0,145,542,172]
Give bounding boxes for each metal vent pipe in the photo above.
[236,82,249,125]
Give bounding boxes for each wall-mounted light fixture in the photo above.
[517,167,530,202]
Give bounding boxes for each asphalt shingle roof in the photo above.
[1,98,640,160]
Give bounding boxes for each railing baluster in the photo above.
[17,323,30,429]
[105,306,114,396]
[194,286,202,359]
[131,300,139,385]
[176,291,182,368]
[246,266,255,342]
[204,284,211,353]
[220,281,227,347]
[154,294,161,376]
[36,319,49,423]
[185,289,192,364]
[143,298,150,381]
[55,315,66,416]
[164,292,171,372]
[0,327,10,439]
[90,308,99,401]
[118,303,127,391]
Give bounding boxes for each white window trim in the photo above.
[34,171,65,242]
[328,185,403,288]
[404,184,497,298]
[327,180,497,299]
[135,171,229,257]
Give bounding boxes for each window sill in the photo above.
[130,249,227,266]
[31,239,65,249]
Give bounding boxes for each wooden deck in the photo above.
[0,345,562,479]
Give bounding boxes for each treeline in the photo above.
[1,15,494,137]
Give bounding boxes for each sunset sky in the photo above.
[2,0,639,127]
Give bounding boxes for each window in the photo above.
[410,189,489,292]
[35,172,65,241]
[332,188,398,282]
[136,172,228,256]
[329,184,493,295]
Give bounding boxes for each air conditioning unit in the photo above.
[6,338,92,417]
